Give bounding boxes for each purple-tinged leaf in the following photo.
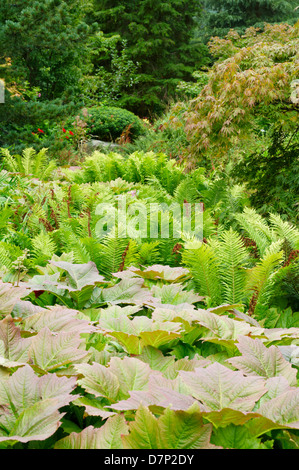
[101,278,154,305]
[28,327,89,372]
[50,260,106,290]
[179,362,266,412]
[0,316,32,366]
[0,281,30,315]
[22,305,96,335]
[76,362,120,402]
[228,336,297,385]
[257,389,299,429]
[0,365,76,443]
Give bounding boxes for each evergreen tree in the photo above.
[92,0,208,116]
[0,0,90,100]
[197,0,299,40]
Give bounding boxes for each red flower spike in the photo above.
[69,131,74,136]
[62,128,66,133]
[37,128,44,133]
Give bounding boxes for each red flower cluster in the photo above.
[32,128,44,136]
[63,128,74,136]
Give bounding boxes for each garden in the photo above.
[0,0,298,450]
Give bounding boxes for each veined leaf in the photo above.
[29,327,89,372]
[137,346,176,373]
[0,282,29,316]
[228,336,297,385]
[54,415,129,449]
[158,407,218,449]
[0,316,32,366]
[192,310,264,346]
[256,389,299,430]
[126,265,190,283]
[21,306,96,335]
[122,406,161,449]
[76,362,120,402]
[50,260,106,290]
[108,357,153,399]
[110,384,198,412]
[76,357,154,402]
[211,424,270,449]
[100,278,153,305]
[0,365,76,443]
[179,362,266,412]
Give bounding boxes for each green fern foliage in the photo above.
[1,147,56,180]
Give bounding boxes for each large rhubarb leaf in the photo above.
[26,273,69,296]
[110,387,198,412]
[28,327,89,372]
[256,389,299,430]
[150,284,203,306]
[158,407,218,449]
[179,362,266,412]
[100,278,153,305]
[54,414,129,449]
[21,305,96,335]
[99,316,182,354]
[137,346,176,373]
[122,265,190,283]
[228,336,297,386]
[76,362,120,401]
[122,405,219,449]
[211,424,271,449]
[193,310,264,343]
[121,405,161,449]
[108,357,153,397]
[0,316,32,367]
[0,365,76,442]
[76,357,155,404]
[0,281,29,316]
[50,260,106,290]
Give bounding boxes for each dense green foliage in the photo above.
[0,150,298,449]
[197,0,299,41]
[0,1,298,451]
[77,106,145,142]
[90,0,208,115]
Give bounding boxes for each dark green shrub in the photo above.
[78,106,146,142]
[232,127,299,224]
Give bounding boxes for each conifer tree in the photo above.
[92,0,207,116]
[0,0,90,99]
[199,0,299,40]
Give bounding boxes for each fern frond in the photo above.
[98,233,131,279]
[235,207,274,256]
[245,250,284,314]
[269,213,299,250]
[215,228,249,304]
[182,242,222,305]
[31,232,57,263]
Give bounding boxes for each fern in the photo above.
[246,250,284,315]
[269,213,299,250]
[1,147,56,180]
[235,207,274,256]
[214,228,249,304]
[182,242,222,306]
[31,232,57,264]
[98,232,131,279]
